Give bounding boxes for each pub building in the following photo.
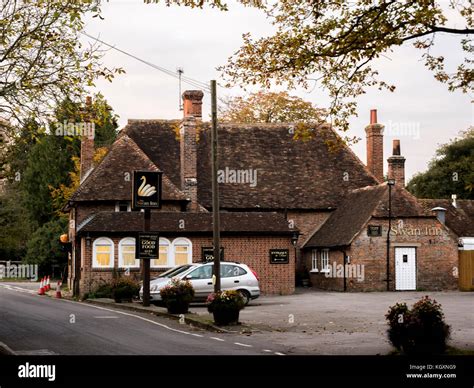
[65,91,468,297]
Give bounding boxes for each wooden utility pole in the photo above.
[142,209,151,306]
[211,80,221,293]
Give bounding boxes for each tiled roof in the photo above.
[419,199,474,237]
[70,134,187,202]
[304,184,432,248]
[77,211,296,234]
[122,120,379,210]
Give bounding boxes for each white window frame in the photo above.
[115,201,131,212]
[151,237,172,268]
[311,249,319,272]
[320,249,330,273]
[172,238,193,266]
[92,237,114,269]
[118,237,139,268]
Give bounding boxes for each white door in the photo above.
[395,247,416,290]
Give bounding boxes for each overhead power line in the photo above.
[81,31,211,92]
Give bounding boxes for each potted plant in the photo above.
[111,278,140,303]
[159,277,195,314]
[207,290,245,326]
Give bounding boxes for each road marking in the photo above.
[191,334,203,337]
[234,342,252,348]
[15,349,58,355]
[210,337,225,342]
[47,298,195,336]
[274,352,285,356]
[93,316,119,319]
[262,349,272,352]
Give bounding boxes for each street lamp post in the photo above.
[386,179,396,291]
[291,231,299,269]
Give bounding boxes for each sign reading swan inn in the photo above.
[132,171,162,209]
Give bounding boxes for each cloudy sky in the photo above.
[84,0,473,182]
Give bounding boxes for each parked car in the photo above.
[139,262,260,305]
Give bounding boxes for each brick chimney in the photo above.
[387,139,406,187]
[80,96,94,183]
[365,109,384,182]
[180,91,204,210]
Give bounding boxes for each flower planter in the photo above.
[212,308,240,326]
[166,300,190,314]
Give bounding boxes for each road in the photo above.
[0,282,286,356]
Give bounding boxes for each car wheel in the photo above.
[238,290,251,305]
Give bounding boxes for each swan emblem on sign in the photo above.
[137,176,157,197]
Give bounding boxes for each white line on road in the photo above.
[191,334,203,337]
[262,349,272,352]
[234,342,252,348]
[274,352,285,356]
[93,316,119,319]
[210,337,225,342]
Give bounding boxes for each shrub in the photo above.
[386,296,451,355]
[90,284,113,299]
[160,277,195,304]
[111,278,140,302]
[207,290,245,314]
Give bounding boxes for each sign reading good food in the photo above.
[132,171,162,209]
[269,249,289,264]
[201,247,224,262]
[136,233,159,259]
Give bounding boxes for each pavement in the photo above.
[1,282,472,355]
[0,282,288,355]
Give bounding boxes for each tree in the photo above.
[217,1,473,132]
[23,218,68,275]
[219,91,325,123]
[407,128,474,199]
[0,0,124,125]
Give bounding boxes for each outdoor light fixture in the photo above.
[387,178,396,186]
[291,231,299,247]
[86,234,92,248]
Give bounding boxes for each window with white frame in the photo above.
[119,238,139,268]
[93,237,114,268]
[172,238,192,266]
[320,249,330,272]
[311,249,318,272]
[151,238,171,268]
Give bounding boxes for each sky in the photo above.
[83,0,473,182]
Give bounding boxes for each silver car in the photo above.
[139,262,260,305]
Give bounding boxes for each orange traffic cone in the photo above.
[45,276,51,291]
[38,278,45,295]
[55,281,62,299]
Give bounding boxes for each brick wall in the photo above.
[305,216,459,291]
[79,234,295,296]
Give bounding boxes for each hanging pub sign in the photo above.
[269,249,289,264]
[132,171,162,210]
[136,233,159,260]
[201,247,224,262]
[367,225,382,237]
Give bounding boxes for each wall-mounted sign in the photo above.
[270,249,289,264]
[132,171,162,210]
[201,247,224,262]
[136,233,159,260]
[367,225,382,237]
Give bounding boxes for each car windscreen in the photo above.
[158,265,193,278]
